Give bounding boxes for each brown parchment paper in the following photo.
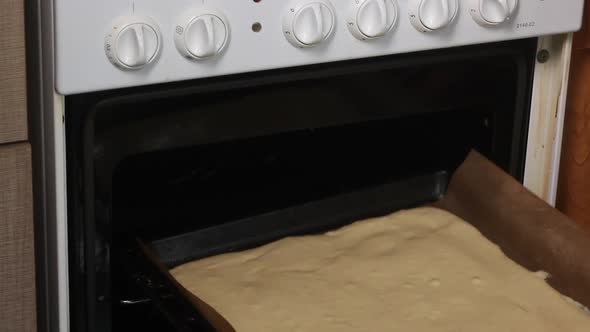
[434,150,590,309]
[143,150,590,331]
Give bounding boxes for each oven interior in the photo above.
[66,39,536,332]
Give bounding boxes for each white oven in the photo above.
[28,1,585,331]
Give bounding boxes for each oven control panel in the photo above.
[55,0,584,94]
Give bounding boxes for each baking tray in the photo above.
[133,151,590,331]
[152,171,448,267]
[129,171,448,331]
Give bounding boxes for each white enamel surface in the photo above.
[56,0,584,94]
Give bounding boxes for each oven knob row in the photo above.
[284,0,518,47]
[282,0,459,45]
[410,0,518,30]
[105,0,519,70]
[105,9,230,70]
[409,0,518,31]
[282,0,399,46]
[282,0,460,46]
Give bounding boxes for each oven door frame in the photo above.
[28,12,575,329]
[524,35,575,205]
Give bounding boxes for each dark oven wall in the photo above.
[65,39,536,332]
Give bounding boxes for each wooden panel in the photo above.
[556,49,590,230]
[556,0,590,229]
[0,0,28,144]
[574,1,590,50]
[0,143,36,332]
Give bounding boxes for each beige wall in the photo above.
[0,0,36,331]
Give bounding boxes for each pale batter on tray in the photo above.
[171,207,590,331]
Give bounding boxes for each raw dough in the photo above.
[171,207,590,331]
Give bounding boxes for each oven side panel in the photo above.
[524,34,575,205]
[27,0,71,330]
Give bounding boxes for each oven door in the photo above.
[65,39,537,332]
